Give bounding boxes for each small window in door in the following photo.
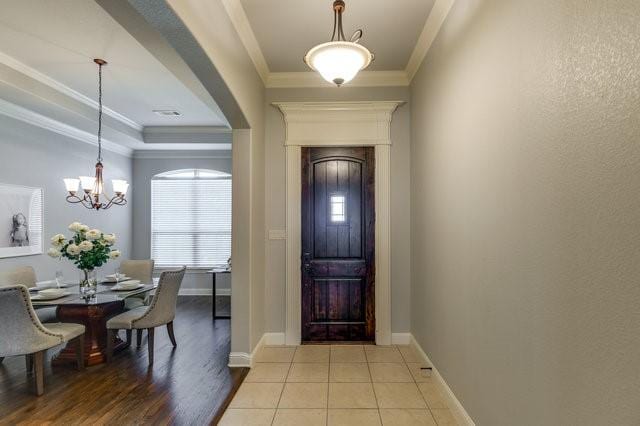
[330,194,346,223]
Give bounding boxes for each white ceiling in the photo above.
[240,0,436,72]
[0,0,228,129]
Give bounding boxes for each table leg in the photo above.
[53,300,126,366]
[212,272,216,318]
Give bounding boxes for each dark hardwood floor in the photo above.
[0,296,246,425]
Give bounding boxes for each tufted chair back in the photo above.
[120,260,155,284]
[0,286,64,357]
[0,266,37,288]
[132,266,186,329]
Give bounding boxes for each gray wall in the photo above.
[264,87,412,334]
[0,115,132,280]
[132,152,232,292]
[410,0,640,425]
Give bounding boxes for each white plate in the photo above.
[31,291,71,301]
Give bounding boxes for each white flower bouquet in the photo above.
[48,222,121,294]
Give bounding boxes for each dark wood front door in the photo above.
[301,147,375,342]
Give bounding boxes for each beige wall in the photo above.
[264,87,412,334]
[410,0,640,424]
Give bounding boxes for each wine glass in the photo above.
[55,271,64,288]
[115,267,121,285]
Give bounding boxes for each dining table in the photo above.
[30,278,158,366]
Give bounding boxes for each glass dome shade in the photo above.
[305,41,373,86]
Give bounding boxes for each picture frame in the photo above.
[0,183,44,258]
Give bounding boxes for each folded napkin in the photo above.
[117,279,141,287]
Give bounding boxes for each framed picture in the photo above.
[0,183,44,258]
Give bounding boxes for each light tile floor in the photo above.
[220,345,458,425]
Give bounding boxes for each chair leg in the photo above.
[147,328,155,365]
[167,321,177,347]
[25,354,33,373]
[76,335,85,371]
[126,329,132,346]
[34,351,45,396]
[106,329,115,363]
[136,329,143,347]
[0,357,4,364]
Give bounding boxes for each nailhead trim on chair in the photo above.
[1,286,64,343]
[131,267,186,328]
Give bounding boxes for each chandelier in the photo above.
[304,0,374,86]
[63,59,128,210]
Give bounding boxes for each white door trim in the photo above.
[274,101,403,346]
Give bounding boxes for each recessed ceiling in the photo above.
[0,0,228,128]
[240,0,435,72]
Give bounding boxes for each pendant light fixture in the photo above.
[304,0,374,86]
[63,59,128,210]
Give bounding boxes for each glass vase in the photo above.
[79,269,98,297]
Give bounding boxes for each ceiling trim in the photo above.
[0,52,143,132]
[224,0,455,88]
[133,149,232,159]
[266,71,409,88]
[405,0,456,80]
[221,0,270,84]
[0,98,133,157]
[143,126,233,144]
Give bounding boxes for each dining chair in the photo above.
[0,285,85,396]
[0,266,57,323]
[106,266,186,365]
[119,259,155,310]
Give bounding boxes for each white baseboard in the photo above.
[227,352,251,367]
[391,332,411,345]
[228,334,266,368]
[264,332,286,346]
[178,288,231,296]
[409,335,475,426]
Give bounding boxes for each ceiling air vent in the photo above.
[153,109,181,116]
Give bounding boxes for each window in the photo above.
[330,194,346,222]
[151,169,231,268]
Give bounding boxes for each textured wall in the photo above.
[410,0,640,424]
[264,87,412,335]
[0,115,133,281]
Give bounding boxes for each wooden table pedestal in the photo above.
[53,300,127,366]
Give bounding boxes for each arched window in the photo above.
[151,169,231,268]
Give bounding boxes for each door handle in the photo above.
[302,252,312,272]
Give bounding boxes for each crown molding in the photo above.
[266,70,410,88]
[0,51,143,132]
[142,126,232,144]
[221,0,269,84]
[405,0,456,80]
[0,98,133,157]
[133,149,232,159]
[273,101,404,146]
[223,0,455,88]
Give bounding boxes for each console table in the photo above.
[207,268,231,319]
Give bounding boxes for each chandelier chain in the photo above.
[97,61,103,163]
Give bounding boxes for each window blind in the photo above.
[151,177,231,268]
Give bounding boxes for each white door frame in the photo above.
[274,101,403,346]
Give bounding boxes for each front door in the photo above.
[301,147,375,342]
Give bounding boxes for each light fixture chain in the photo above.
[97,61,103,163]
